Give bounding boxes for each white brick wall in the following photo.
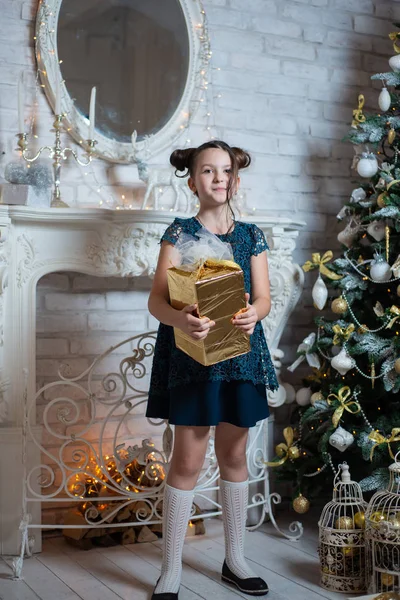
[0,0,396,515]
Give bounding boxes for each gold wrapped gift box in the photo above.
[167,258,250,366]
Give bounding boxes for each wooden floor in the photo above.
[0,513,352,600]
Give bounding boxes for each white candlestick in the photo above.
[55,74,61,115]
[18,71,25,133]
[89,86,96,140]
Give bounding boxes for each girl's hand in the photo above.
[176,303,215,340]
[232,293,258,336]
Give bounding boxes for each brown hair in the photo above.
[169,140,251,220]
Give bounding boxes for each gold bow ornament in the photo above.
[327,386,361,428]
[386,305,400,329]
[391,255,400,278]
[332,324,355,345]
[389,31,400,54]
[368,428,400,461]
[351,94,366,129]
[266,427,300,467]
[302,251,343,281]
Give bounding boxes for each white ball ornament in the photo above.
[331,348,354,375]
[378,87,391,112]
[283,382,296,404]
[357,154,378,178]
[296,387,312,406]
[312,274,328,310]
[389,54,400,72]
[329,426,354,452]
[370,254,392,282]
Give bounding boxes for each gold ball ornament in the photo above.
[394,358,400,375]
[376,593,400,600]
[357,324,369,334]
[354,511,366,529]
[292,494,310,514]
[388,513,400,529]
[397,284,400,297]
[381,573,395,587]
[370,511,388,524]
[342,546,358,557]
[377,193,388,208]
[388,128,396,145]
[310,391,324,405]
[331,296,348,314]
[287,446,300,460]
[335,516,354,530]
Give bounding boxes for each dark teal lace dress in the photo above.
[146,217,279,428]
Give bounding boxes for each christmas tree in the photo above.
[271,28,400,504]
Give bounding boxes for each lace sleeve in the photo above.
[251,224,269,256]
[160,218,183,246]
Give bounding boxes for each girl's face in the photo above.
[188,148,239,207]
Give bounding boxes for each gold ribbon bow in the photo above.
[389,31,400,54]
[386,179,400,191]
[327,386,361,428]
[386,305,400,329]
[302,251,343,281]
[332,324,355,345]
[368,428,400,461]
[351,94,366,128]
[266,427,299,467]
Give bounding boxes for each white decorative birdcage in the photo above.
[318,463,368,593]
[365,453,400,594]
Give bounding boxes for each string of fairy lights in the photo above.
[21,0,224,210]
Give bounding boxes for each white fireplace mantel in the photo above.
[0,206,304,425]
[0,206,304,556]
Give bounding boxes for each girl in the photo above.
[146,140,278,599]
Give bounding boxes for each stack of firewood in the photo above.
[63,499,205,550]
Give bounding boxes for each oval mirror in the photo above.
[36,0,208,163]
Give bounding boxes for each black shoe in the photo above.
[151,579,179,599]
[221,561,269,596]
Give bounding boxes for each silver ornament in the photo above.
[329,426,354,452]
[367,220,386,242]
[378,87,391,112]
[312,274,328,310]
[370,254,392,282]
[331,348,354,375]
[350,187,367,203]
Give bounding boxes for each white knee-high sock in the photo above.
[154,484,194,594]
[220,478,258,579]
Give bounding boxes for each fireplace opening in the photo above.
[34,271,206,549]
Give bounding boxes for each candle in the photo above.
[55,74,61,115]
[18,71,24,133]
[89,86,96,140]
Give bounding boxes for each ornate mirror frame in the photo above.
[35,0,209,164]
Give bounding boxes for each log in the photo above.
[137,525,158,543]
[63,510,89,540]
[64,536,93,550]
[121,528,137,545]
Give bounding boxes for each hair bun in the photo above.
[170,148,195,173]
[231,147,251,170]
